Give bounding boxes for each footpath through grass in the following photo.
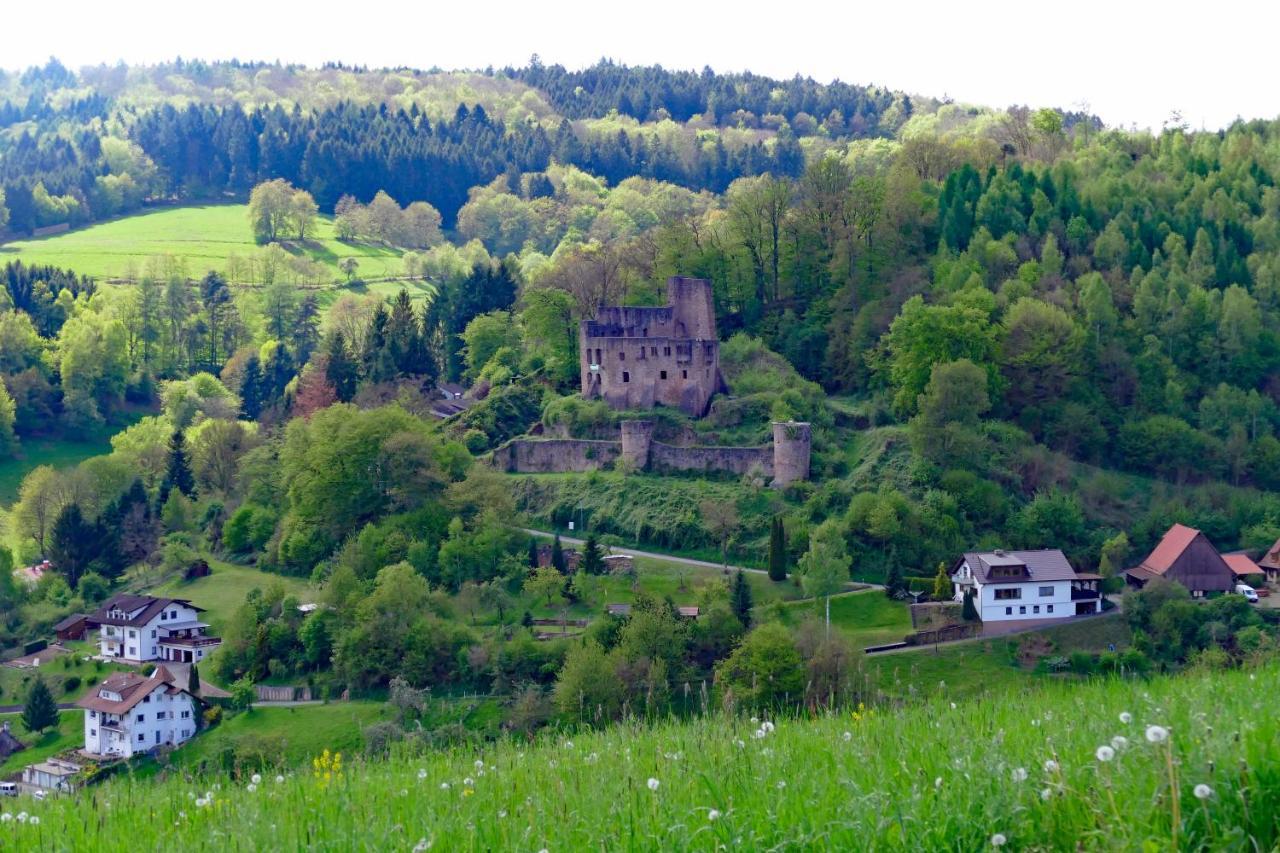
[8,664,1278,850]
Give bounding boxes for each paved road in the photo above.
[0,702,78,714]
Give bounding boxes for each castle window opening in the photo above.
[650,346,657,356]
[622,371,630,383]
[664,346,671,356]
[682,369,688,379]
[660,370,667,380]
[618,351,625,361]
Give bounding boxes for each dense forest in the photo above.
[0,58,1278,732]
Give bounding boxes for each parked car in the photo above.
[1235,583,1259,603]
[0,782,17,797]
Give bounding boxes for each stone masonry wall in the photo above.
[490,439,621,473]
[648,442,773,477]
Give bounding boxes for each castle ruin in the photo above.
[490,420,811,488]
[580,276,726,417]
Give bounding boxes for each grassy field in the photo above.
[778,589,913,650]
[7,664,1277,850]
[0,204,409,284]
[171,702,390,773]
[0,710,84,777]
[0,644,131,710]
[0,429,127,507]
[146,558,314,635]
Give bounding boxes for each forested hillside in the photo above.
[0,57,1278,744]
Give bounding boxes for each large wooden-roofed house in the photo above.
[1257,537,1280,585]
[1124,524,1235,597]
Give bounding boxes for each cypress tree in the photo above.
[582,534,603,575]
[163,430,196,497]
[188,662,200,695]
[884,561,906,598]
[551,534,566,574]
[962,589,979,621]
[730,570,753,628]
[21,678,58,733]
[527,537,540,570]
[768,516,787,581]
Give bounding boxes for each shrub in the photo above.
[63,676,81,694]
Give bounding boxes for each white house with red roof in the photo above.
[88,593,221,664]
[76,666,199,758]
[951,549,1101,622]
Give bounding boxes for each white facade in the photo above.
[952,554,1099,623]
[83,684,197,758]
[97,601,218,664]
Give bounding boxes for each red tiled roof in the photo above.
[1223,554,1263,577]
[1137,524,1200,575]
[1259,537,1280,570]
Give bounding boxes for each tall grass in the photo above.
[5,665,1278,851]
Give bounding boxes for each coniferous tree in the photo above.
[932,563,952,601]
[527,537,540,570]
[324,332,359,402]
[21,678,58,733]
[962,589,979,621]
[768,516,787,581]
[48,503,103,586]
[551,534,566,574]
[884,561,906,599]
[188,662,200,695]
[581,534,604,575]
[164,430,196,498]
[239,354,264,419]
[730,570,754,628]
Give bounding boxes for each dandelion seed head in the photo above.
[1040,788,1052,801]
[708,808,721,821]
[1096,746,1115,762]
[275,775,285,784]
[0,813,10,823]
[1111,736,1128,751]
[440,782,450,790]
[28,816,38,826]
[647,778,660,791]
[463,777,475,787]
[991,833,1007,847]
[1119,712,1133,724]
[1145,725,1170,743]
[776,780,786,790]
[1194,784,1213,800]
[247,783,258,792]
[842,731,852,742]
[1043,759,1059,773]
[1011,767,1028,783]
[250,773,262,785]
[418,769,428,780]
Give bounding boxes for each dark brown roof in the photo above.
[52,613,88,631]
[76,666,188,715]
[89,594,202,628]
[1259,537,1280,570]
[956,550,1078,584]
[1136,523,1200,574]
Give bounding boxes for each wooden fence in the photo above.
[904,622,982,646]
[255,685,313,702]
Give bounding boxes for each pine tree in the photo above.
[551,534,566,574]
[527,537,540,570]
[730,570,754,628]
[324,332,359,402]
[239,354,264,419]
[163,430,196,497]
[582,534,604,575]
[21,678,58,733]
[962,589,979,621]
[932,562,952,601]
[188,662,200,695]
[884,561,906,598]
[768,515,787,581]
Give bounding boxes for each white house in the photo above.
[88,594,221,664]
[76,667,199,758]
[951,549,1101,622]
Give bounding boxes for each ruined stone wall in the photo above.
[648,442,773,477]
[490,439,621,473]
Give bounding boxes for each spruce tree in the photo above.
[21,678,58,734]
[582,534,604,575]
[768,516,787,581]
[962,589,979,621]
[527,537,540,570]
[325,332,359,402]
[164,430,196,498]
[188,662,200,695]
[551,534,566,574]
[239,354,264,419]
[730,570,754,628]
[884,561,906,598]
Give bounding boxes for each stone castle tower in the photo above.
[580,277,726,417]
[771,421,812,487]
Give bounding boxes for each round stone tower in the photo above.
[772,421,811,488]
[619,420,655,472]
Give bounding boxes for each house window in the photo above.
[171,610,178,619]
[994,589,1021,600]
[1047,605,1054,613]
[136,714,145,722]
[1019,606,1026,614]
[156,711,165,720]
[90,729,96,736]
[128,647,136,656]
[151,630,157,638]
[1005,607,1012,615]
[137,733,145,742]
[622,371,630,383]
[181,710,190,719]
[1033,605,1040,614]
[160,611,167,621]
[89,710,97,719]
[142,695,150,703]
[1039,586,1053,597]
[660,370,667,380]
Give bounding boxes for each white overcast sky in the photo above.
[7,0,1278,132]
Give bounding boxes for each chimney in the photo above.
[994,549,1006,557]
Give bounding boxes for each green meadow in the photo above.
[0,204,408,284]
[5,663,1275,851]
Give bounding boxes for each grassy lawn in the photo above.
[0,204,409,285]
[171,702,389,771]
[0,647,131,710]
[778,589,913,649]
[0,431,124,507]
[0,710,84,776]
[145,558,313,635]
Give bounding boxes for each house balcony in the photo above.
[159,634,221,648]
[1071,588,1100,601]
